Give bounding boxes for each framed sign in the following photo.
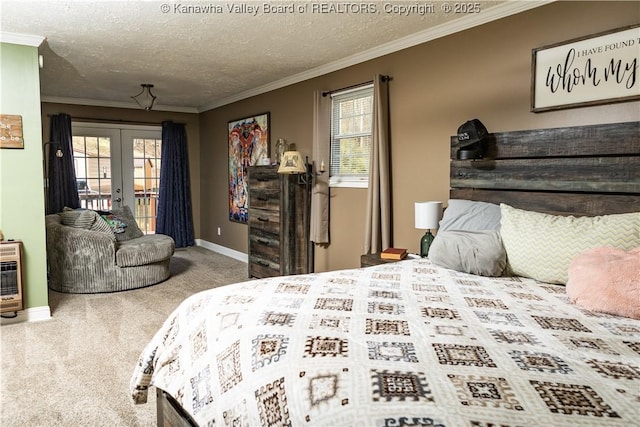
[228,112,270,223]
[531,24,640,112]
[0,114,24,148]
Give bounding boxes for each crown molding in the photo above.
[198,0,553,112]
[40,96,199,114]
[0,31,45,47]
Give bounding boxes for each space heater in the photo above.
[1,241,23,313]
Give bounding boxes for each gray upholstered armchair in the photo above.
[45,206,174,293]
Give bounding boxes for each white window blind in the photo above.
[329,84,373,188]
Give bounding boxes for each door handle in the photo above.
[115,197,122,203]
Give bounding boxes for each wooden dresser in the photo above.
[247,165,311,278]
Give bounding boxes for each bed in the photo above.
[130,121,640,426]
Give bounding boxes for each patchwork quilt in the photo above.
[130,258,640,426]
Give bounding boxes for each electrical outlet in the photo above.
[217,227,221,236]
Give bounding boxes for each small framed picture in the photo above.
[0,115,24,149]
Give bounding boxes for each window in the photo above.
[329,84,373,188]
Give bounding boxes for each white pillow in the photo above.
[499,204,640,284]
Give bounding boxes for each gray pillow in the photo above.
[439,199,501,231]
[428,230,506,277]
[60,208,116,239]
[60,208,96,229]
[111,205,144,241]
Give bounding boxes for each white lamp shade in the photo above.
[277,151,306,174]
[415,201,443,230]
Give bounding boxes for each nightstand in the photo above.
[360,253,406,267]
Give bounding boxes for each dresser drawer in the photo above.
[249,168,279,189]
[249,229,280,278]
[249,257,280,278]
[249,188,280,211]
[249,208,280,234]
[249,230,280,262]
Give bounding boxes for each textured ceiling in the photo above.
[1,1,544,112]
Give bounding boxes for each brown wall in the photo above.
[199,1,639,272]
[40,103,201,237]
[38,2,639,273]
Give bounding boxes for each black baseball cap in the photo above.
[455,119,488,148]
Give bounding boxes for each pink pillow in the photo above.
[566,247,640,319]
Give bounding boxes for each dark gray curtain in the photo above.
[47,113,79,214]
[156,121,195,247]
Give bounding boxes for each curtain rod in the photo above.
[46,114,172,126]
[322,75,391,97]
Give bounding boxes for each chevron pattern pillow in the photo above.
[499,204,640,284]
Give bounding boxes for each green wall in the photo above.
[0,42,49,310]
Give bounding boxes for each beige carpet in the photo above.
[0,246,248,427]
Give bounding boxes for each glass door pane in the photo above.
[72,127,121,212]
[122,129,162,234]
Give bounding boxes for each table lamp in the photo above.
[415,201,443,257]
[277,151,307,174]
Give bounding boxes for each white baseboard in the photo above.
[1,305,51,325]
[195,239,248,263]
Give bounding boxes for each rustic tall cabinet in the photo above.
[247,165,312,278]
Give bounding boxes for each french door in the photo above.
[71,123,162,234]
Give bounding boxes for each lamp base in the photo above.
[420,231,435,258]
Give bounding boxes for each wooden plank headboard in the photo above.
[449,121,640,216]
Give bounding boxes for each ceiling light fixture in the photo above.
[131,83,157,111]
